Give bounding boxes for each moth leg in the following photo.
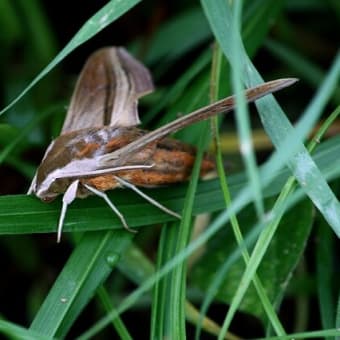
[83,184,137,234]
[58,179,79,243]
[113,176,181,219]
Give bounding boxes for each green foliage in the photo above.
[0,0,339,339]
[191,199,313,320]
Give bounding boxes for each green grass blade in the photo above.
[76,162,337,339]
[242,0,284,56]
[0,0,141,116]
[316,219,335,337]
[217,89,340,339]
[201,0,340,237]
[196,39,286,338]
[143,7,211,67]
[30,231,134,338]
[168,124,210,339]
[229,0,264,217]
[3,132,340,236]
[259,328,340,339]
[336,293,340,334]
[0,319,50,340]
[97,287,133,340]
[76,182,266,338]
[201,1,340,336]
[150,224,174,339]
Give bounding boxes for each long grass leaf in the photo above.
[229,1,264,216]
[201,0,340,237]
[30,231,133,337]
[0,0,141,116]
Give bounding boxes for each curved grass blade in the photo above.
[30,230,134,338]
[0,319,50,340]
[201,0,340,337]
[229,0,264,217]
[201,0,340,236]
[2,132,340,236]
[0,0,141,116]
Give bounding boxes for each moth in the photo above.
[27,47,297,242]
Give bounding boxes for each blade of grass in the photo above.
[196,36,286,337]
[76,160,337,340]
[76,180,268,339]
[194,41,234,340]
[116,233,231,339]
[217,103,340,338]
[168,123,210,339]
[202,0,340,238]
[160,53,214,338]
[143,7,211,67]
[217,103,340,337]
[117,233,237,339]
[97,286,132,340]
[336,293,340,336]
[229,0,264,217]
[242,0,284,56]
[259,328,340,340]
[0,319,50,340]
[2,130,340,236]
[0,323,47,340]
[0,0,141,116]
[30,230,134,338]
[199,2,340,337]
[151,223,178,338]
[306,105,340,337]
[316,219,335,338]
[143,0,286,126]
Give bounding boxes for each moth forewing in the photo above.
[28,45,298,242]
[61,47,154,133]
[98,78,298,167]
[108,47,155,127]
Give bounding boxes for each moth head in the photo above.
[41,195,57,203]
[34,174,64,202]
[35,181,59,201]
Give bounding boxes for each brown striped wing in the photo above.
[61,47,154,133]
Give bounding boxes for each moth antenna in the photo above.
[58,180,79,242]
[83,184,137,233]
[113,176,181,219]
